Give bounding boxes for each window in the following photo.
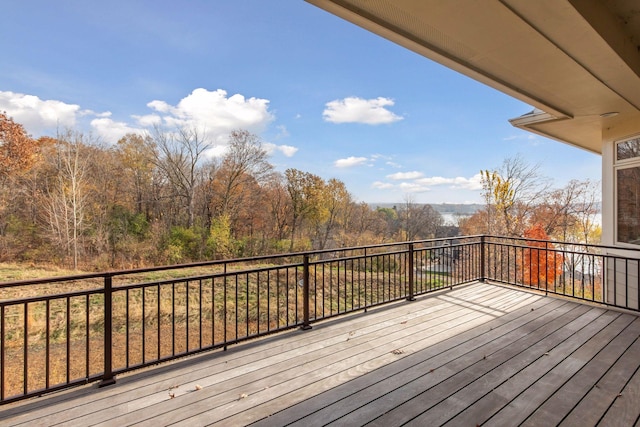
[615,136,640,246]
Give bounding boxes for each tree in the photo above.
[0,112,44,248]
[396,196,443,241]
[497,155,550,235]
[0,112,41,182]
[311,178,352,250]
[152,126,210,228]
[475,155,554,237]
[116,133,156,217]
[41,131,92,269]
[264,174,291,244]
[573,180,601,245]
[210,130,273,232]
[480,169,515,234]
[284,168,325,251]
[196,159,220,231]
[521,224,563,290]
[343,202,389,245]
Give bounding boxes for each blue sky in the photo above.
[1,1,601,204]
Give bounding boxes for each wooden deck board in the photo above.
[559,332,640,426]
[117,285,520,426]
[197,291,545,426]
[504,315,640,427]
[597,360,640,427]
[4,285,475,425]
[28,285,505,426]
[449,311,632,426]
[271,297,572,427]
[337,304,599,427]
[1,282,639,427]
[252,294,561,427]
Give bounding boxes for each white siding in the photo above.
[606,256,639,310]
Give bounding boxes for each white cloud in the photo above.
[414,176,450,186]
[147,100,171,113]
[1,88,281,148]
[79,109,111,118]
[335,156,369,168]
[371,172,483,199]
[503,133,540,145]
[133,114,162,127]
[414,173,483,190]
[207,145,229,158]
[323,96,403,125]
[277,145,298,157]
[387,171,424,180]
[0,91,81,134]
[147,88,274,144]
[264,142,298,157]
[399,182,430,193]
[372,181,394,189]
[90,118,144,143]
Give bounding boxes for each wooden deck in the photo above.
[2,282,640,426]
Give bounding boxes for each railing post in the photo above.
[301,254,312,330]
[407,243,415,301]
[99,274,116,387]
[544,241,549,295]
[480,236,486,282]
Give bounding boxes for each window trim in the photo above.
[614,134,640,247]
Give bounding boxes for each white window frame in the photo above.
[614,134,640,247]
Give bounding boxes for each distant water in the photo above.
[441,213,470,225]
[441,212,602,226]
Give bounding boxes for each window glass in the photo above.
[617,166,640,245]
[617,137,640,161]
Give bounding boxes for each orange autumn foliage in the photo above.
[0,111,42,179]
[522,224,563,289]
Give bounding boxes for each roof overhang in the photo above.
[306,0,640,153]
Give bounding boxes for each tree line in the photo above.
[0,113,447,270]
[460,155,601,244]
[0,112,600,271]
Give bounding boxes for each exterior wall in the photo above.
[606,257,639,311]
[602,119,640,306]
[601,138,615,247]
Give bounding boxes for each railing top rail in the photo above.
[7,234,634,290]
[483,234,640,253]
[0,235,484,288]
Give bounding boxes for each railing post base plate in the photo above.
[98,378,116,388]
[300,325,312,331]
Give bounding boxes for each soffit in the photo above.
[306,0,640,153]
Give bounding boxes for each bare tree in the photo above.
[314,178,352,250]
[116,133,157,217]
[210,130,273,230]
[42,131,92,269]
[574,180,601,244]
[534,179,600,243]
[285,168,325,251]
[397,196,443,241]
[480,154,552,236]
[260,173,291,246]
[152,126,210,228]
[497,155,551,235]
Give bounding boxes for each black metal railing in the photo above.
[0,235,638,404]
[482,235,640,312]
